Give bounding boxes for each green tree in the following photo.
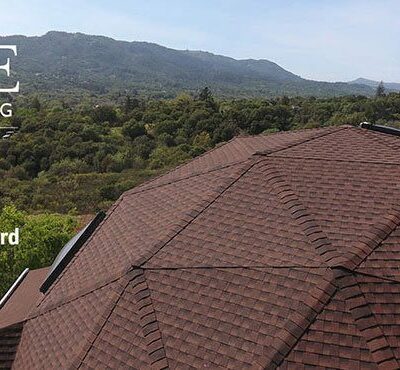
[212,122,238,144]
[123,95,140,113]
[132,136,156,160]
[198,87,213,102]
[31,96,41,111]
[91,105,117,123]
[149,146,191,169]
[0,205,77,295]
[376,81,386,97]
[122,120,147,140]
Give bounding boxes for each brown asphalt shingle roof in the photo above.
[0,267,48,330]
[4,125,400,369]
[0,323,23,369]
[0,267,48,368]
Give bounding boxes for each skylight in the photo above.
[40,211,106,293]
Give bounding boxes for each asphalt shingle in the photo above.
[2,125,400,369]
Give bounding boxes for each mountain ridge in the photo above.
[349,77,400,92]
[0,30,378,97]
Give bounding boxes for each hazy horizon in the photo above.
[1,0,399,83]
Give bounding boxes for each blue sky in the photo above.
[1,0,399,82]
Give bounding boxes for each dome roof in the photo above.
[7,125,400,369]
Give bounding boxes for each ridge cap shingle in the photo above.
[73,268,168,369]
[279,266,400,368]
[333,268,400,369]
[260,160,336,266]
[259,273,337,368]
[343,205,400,271]
[132,269,169,369]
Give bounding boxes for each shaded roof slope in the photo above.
[0,268,48,369]
[8,126,400,369]
[0,323,23,369]
[0,267,48,330]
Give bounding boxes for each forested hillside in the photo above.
[1,90,400,214]
[0,31,376,97]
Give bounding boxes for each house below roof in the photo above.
[0,267,48,368]
[0,267,48,330]
[1,125,400,369]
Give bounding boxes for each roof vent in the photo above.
[359,122,400,137]
[40,211,106,293]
